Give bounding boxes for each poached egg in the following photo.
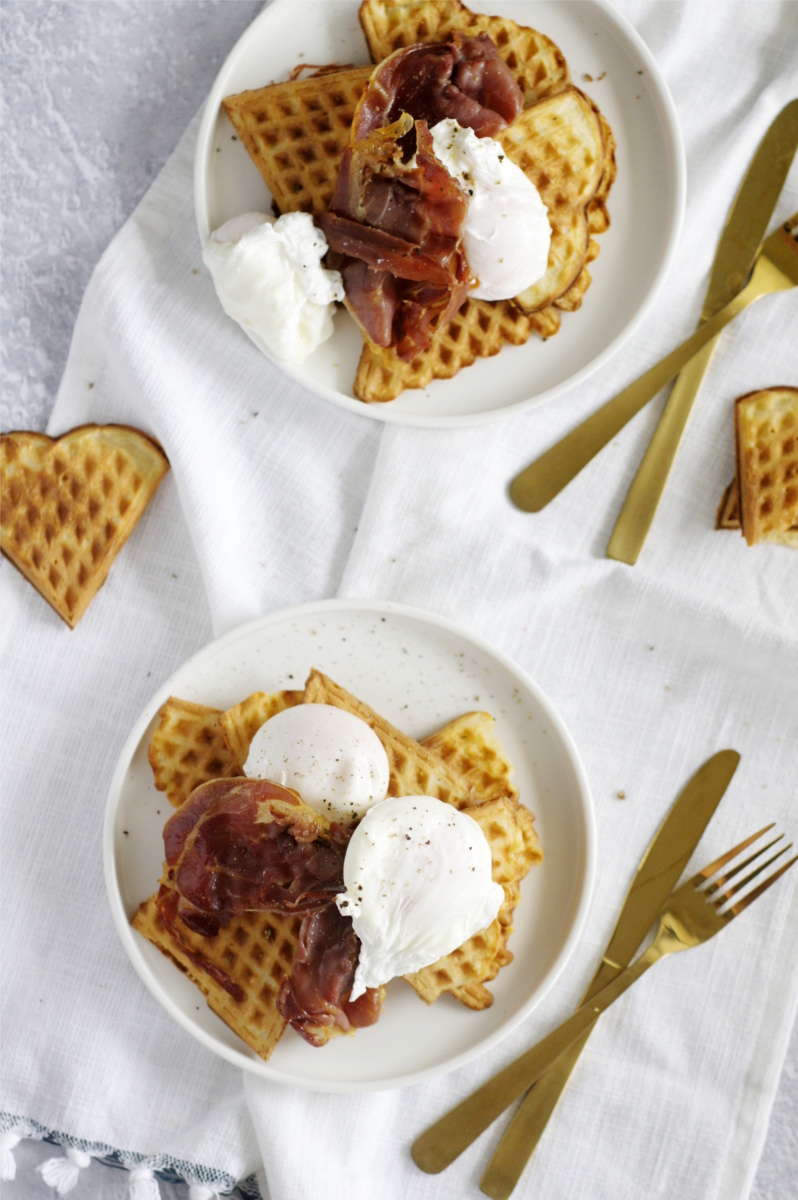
[430,118,551,301]
[243,703,390,825]
[202,211,344,364]
[336,794,504,999]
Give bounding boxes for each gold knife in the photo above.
[411,749,741,1182]
[607,98,798,563]
[510,98,798,516]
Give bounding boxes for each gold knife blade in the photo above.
[412,749,741,1179]
[607,98,798,564]
[510,98,798,516]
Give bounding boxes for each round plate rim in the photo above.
[103,597,596,1092]
[192,0,686,428]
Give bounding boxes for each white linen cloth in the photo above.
[2,2,797,1198]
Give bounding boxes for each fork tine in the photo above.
[690,824,775,885]
[712,843,793,908]
[721,853,798,918]
[704,834,785,898]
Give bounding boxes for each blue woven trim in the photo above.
[0,1111,263,1197]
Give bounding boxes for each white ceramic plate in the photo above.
[194,0,685,426]
[104,599,595,1091]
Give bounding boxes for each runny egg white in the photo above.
[336,794,505,999]
[243,703,390,824]
[430,118,552,302]
[202,210,344,364]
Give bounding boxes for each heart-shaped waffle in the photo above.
[1,425,168,627]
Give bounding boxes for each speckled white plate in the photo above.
[104,599,595,1092]
[193,0,685,427]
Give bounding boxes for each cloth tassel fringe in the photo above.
[3,1136,218,1200]
[37,1147,93,1194]
[0,1130,24,1181]
[129,1166,161,1199]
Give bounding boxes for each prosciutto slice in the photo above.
[158,777,382,1043]
[161,778,349,937]
[277,904,383,1045]
[318,33,522,359]
[351,33,523,141]
[318,113,472,358]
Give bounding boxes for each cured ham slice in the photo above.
[277,904,383,1045]
[317,33,522,359]
[159,776,382,1043]
[351,33,523,141]
[318,113,472,358]
[161,778,349,937]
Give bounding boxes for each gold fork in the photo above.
[412,825,796,1180]
[510,214,798,515]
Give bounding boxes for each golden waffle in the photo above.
[301,673,541,1008]
[423,710,518,804]
[148,691,303,807]
[302,669,473,807]
[0,425,168,628]
[222,66,372,216]
[131,894,301,1062]
[499,88,606,313]
[358,0,570,105]
[148,698,240,808]
[735,387,798,546]
[352,84,608,401]
[354,298,558,402]
[133,671,542,1054]
[716,476,741,531]
[217,689,304,764]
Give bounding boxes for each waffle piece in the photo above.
[407,790,541,1007]
[588,110,617,237]
[358,0,570,105]
[302,669,473,807]
[222,66,371,216]
[218,689,304,764]
[148,698,239,808]
[300,673,541,1008]
[423,710,518,804]
[735,387,798,546]
[131,894,300,1061]
[135,671,541,1044]
[405,909,503,1007]
[717,472,797,545]
[716,477,741,530]
[148,691,304,807]
[1,425,168,628]
[354,298,559,402]
[352,87,607,401]
[499,88,605,313]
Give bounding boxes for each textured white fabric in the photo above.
[1,3,797,1200]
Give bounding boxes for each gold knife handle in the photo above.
[509,272,765,514]
[412,954,656,1175]
[479,1031,592,1200]
[477,956,628,1198]
[479,748,741,1198]
[605,337,719,564]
